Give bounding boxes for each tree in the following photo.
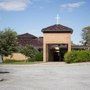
[20,45,38,60]
[82,26,90,46]
[0,28,18,58]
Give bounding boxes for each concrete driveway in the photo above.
[0,62,90,90]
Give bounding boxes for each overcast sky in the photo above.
[0,0,90,44]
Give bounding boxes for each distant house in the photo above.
[72,45,90,50]
[72,45,86,50]
[18,33,43,51]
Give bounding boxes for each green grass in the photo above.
[3,62,34,64]
[3,59,43,64]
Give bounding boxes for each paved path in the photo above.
[0,62,90,90]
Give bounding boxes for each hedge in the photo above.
[35,52,43,61]
[64,50,90,63]
[27,52,43,62]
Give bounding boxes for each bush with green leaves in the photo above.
[64,50,90,63]
[35,52,43,61]
[20,45,38,61]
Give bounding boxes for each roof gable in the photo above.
[18,33,37,38]
[41,24,73,33]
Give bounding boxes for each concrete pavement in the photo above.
[0,62,90,90]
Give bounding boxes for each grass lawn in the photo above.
[2,60,43,65]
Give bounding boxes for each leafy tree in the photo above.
[20,45,38,60]
[0,28,18,58]
[82,26,90,46]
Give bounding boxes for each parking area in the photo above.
[0,62,90,90]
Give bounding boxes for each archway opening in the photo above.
[48,44,68,62]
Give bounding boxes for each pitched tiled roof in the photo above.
[18,33,37,39]
[30,38,43,48]
[41,24,73,33]
[18,33,43,49]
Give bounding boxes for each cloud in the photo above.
[33,0,52,3]
[0,0,31,11]
[60,1,85,11]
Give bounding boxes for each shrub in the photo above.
[20,45,43,62]
[20,45,38,60]
[77,51,88,62]
[64,50,90,63]
[35,52,43,61]
[27,58,35,62]
[64,51,78,63]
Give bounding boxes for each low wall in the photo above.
[0,55,2,63]
[4,53,28,61]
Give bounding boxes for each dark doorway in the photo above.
[53,52,60,61]
[60,48,68,61]
[48,44,68,62]
[53,48,67,62]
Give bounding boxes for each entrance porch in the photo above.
[41,24,73,62]
[48,44,68,62]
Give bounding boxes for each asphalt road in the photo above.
[0,62,90,90]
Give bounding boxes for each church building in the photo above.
[42,24,73,62]
[18,24,73,62]
[18,15,74,62]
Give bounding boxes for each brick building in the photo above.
[41,24,73,62]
